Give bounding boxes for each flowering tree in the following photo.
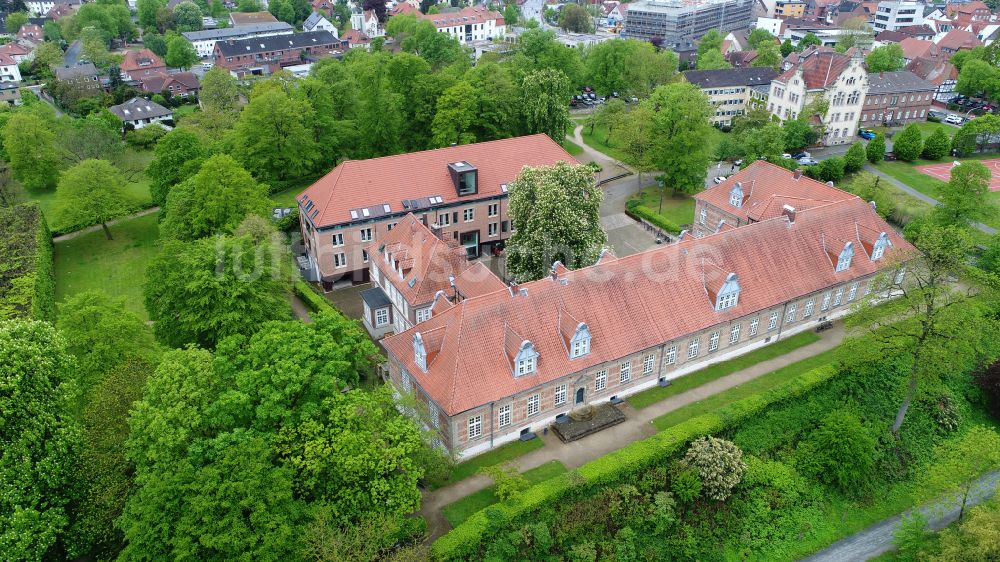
[681,436,746,501]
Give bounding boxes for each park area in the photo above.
[916,158,1000,191]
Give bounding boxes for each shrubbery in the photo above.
[0,203,54,321]
[625,199,682,234]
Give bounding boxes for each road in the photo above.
[520,0,547,27]
[803,469,1000,562]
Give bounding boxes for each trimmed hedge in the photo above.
[0,203,54,321]
[431,364,838,561]
[294,279,334,314]
[624,199,682,234]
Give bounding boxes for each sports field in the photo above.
[916,158,1000,191]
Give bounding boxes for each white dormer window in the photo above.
[569,323,591,359]
[514,340,538,376]
[715,272,740,311]
[729,182,743,208]
[413,332,427,372]
[871,232,889,261]
[836,242,854,272]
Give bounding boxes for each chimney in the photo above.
[870,200,878,210]
[429,222,444,240]
[793,169,802,180]
[826,181,835,187]
[782,204,797,224]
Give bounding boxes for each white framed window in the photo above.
[804,299,815,317]
[595,370,607,391]
[729,323,740,344]
[848,282,859,301]
[821,292,831,311]
[438,213,451,226]
[620,361,631,383]
[334,252,347,268]
[786,304,797,323]
[387,222,397,231]
[429,402,439,428]
[572,338,590,358]
[527,394,539,417]
[416,307,431,323]
[834,288,844,306]
[468,415,482,439]
[375,307,389,327]
[517,356,536,376]
[362,250,369,263]
[768,311,779,330]
[488,203,498,217]
[709,331,720,351]
[643,353,655,374]
[332,232,344,246]
[688,338,700,359]
[718,292,738,310]
[554,384,566,406]
[498,404,511,427]
[664,345,677,365]
[749,316,759,336]
[463,208,474,222]
[864,280,872,296]
[360,228,372,242]
[401,369,411,392]
[488,222,498,236]
[699,209,707,225]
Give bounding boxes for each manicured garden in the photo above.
[441,461,567,527]
[628,330,821,410]
[625,186,695,233]
[426,438,545,490]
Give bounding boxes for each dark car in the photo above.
[791,152,809,160]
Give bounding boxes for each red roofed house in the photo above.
[906,56,958,101]
[120,49,167,81]
[946,1,991,24]
[936,28,982,54]
[421,5,505,44]
[767,46,868,145]
[380,161,913,458]
[342,29,371,49]
[0,53,22,83]
[139,71,201,97]
[898,37,940,62]
[16,24,43,47]
[0,42,32,64]
[361,213,506,338]
[296,134,578,288]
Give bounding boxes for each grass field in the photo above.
[440,461,567,527]
[651,347,840,431]
[873,121,958,139]
[427,438,545,490]
[627,331,821,410]
[628,187,696,229]
[172,104,198,122]
[874,158,1000,229]
[561,139,584,156]
[54,213,161,320]
[578,122,630,162]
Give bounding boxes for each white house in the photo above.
[0,54,22,83]
[181,22,294,58]
[303,11,338,36]
[108,97,173,130]
[351,9,383,38]
[421,5,504,44]
[25,0,79,16]
[872,0,925,32]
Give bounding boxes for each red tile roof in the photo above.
[906,56,957,85]
[0,43,30,57]
[899,37,938,60]
[121,49,166,75]
[383,172,913,415]
[937,28,981,51]
[696,160,855,222]
[422,5,504,29]
[342,29,370,45]
[776,46,855,89]
[297,134,577,229]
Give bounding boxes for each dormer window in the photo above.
[716,272,741,311]
[514,340,538,376]
[836,241,854,272]
[413,332,427,372]
[729,182,743,208]
[569,323,591,359]
[871,232,889,261]
[448,161,478,196]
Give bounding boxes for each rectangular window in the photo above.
[501,220,509,233]
[488,222,498,236]
[620,361,631,383]
[416,307,431,323]
[572,338,589,358]
[387,222,397,231]
[488,203,498,217]
[438,213,451,226]
[834,288,844,306]
[848,282,859,301]
[362,250,369,263]
[375,307,389,327]
[730,323,741,344]
[864,280,872,296]
[595,370,607,391]
[749,317,759,336]
[688,338,700,359]
[768,311,779,330]
[821,292,831,311]
[895,267,906,285]
[498,404,511,427]
[664,345,677,365]
[334,252,347,268]
[463,208,474,222]
[786,304,797,323]
[709,331,720,352]
[360,228,372,242]
[527,394,539,417]
[468,415,482,439]
[554,384,566,406]
[643,353,655,374]
[804,299,814,317]
[331,232,344,246]
[516,357,535,376]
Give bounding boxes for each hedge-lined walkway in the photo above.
[419,322,846,540]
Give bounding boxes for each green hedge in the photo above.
[431,364,838,561]
[624,200,682,234]
[32,210,54,321]
[294,279,334,314]
[0,203,54,322]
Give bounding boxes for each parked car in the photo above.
[791,151,810,159]
[798,157,819,166]
[713,176,728,184]
[858,129,876,140]
[945,114,964,125]
[734,159,743,166]
[628,96,638,103]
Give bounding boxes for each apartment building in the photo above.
[768,46,868,145]
[775,0,806,17]
[691,161,854,237]
[361,214,506,339]
[873,1,925,32]
[683,67,778,127]
[422,5,505,44]
[624,0,754,50]
[212,31,341,77]
[296,135,578,289]
[380,162,912,458]
[862,70,936,126]
[182,22,294,58]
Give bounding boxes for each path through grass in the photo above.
[427,438,545,490]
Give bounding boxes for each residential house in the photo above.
[768,46,869,145]
[861,70,936,126]
[182,22,295,58]
[312,0,334,17]
[303,11,338,35]
[45,3,77,19]
[139,71,201,97]
[296,134,577,288]
[775,0,807,16]
[906,56,958,101]
[120,49,167,81]
[946,1,991,24]
[0,43,32,64]
[361,213,506,338]
[212,31,341,77]
[896,24,936,39]
[692,161,855,236]
[0,82,21,106]
[54,62,102,90]
[726,50,760,67]
[421,6,505,44]
[16,24,44,47]
[390,2,418,16]
[342,29,371,49]
[108,97,173,129]
[228,11,279,26]
[380,161,913,458]
[0,54,22,83]
[351,9,383,38]
[898,37,940,62]
[721,30,751,54]
[24,0,79,16]
[872,0,925,32]
[608,2,629,24]
[936,28,982,53]
[682,67,778,127]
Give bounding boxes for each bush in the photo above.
[624,201,681,234]
[867,134,887,163]
[670,463,702,503]
[893,124,924,162]
[818,157,845,182]
[843,142,866,173]
[125,125,167,149]
[923,393,960,433]
[681,436,746,501]
[294,280,334,314]
[794,410,877,497]
[922,127,951,160]
[0,203,54,321]
[276,207,299,232]
[480,463,529,502]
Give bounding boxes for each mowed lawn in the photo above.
[875,156,1000,229]
[54,213,161,320]
[873,121,958,139]
[426,438,545,490]
[628,187,696,229]
[441,460,567,527]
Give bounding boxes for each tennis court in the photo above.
[915,159,1000,191]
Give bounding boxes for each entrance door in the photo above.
[460,231,480,259]
[575,388,585,404]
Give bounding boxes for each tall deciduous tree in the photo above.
[558,3,593,33]
[921,426,1000,520]
[865,44,905,72]
[844,141,867,172]
[234,86,319,181]
[431,80,477,147]
[137,0,166,30]
[798,32,821,51]
[147,128,209,206]
[648,82,715,195]
[519,68,572,143]
[172,1,203,31]
[867,132,886,163]
[0,320,81,561]
[53,159,135,239]
[747,28,774,49]
[922,127,951,160]
[892,123,923,161]
[505,162,607,282]
[5,11,27,33]
[752,41,782,69]
[696,49,731,70]
[697,29,724,58]
[738,122,785,162]
[199,66,241,115]
[165,34,199,69]
[3,111,61,191]
[956,58,1000,100]
[782,118,818,151]
[935,161,996,227]
[353,54,403,157]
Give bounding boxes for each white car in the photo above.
[798,157,819,166]
[713,176,728,184]
[782,153,792,159]
[945,114,963,125]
